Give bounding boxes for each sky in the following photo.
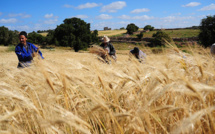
[0,0,215,33]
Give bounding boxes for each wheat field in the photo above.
[0,44,215,134]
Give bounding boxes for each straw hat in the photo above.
[102,35,110,43]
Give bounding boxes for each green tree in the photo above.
[91,30,99,43]
[73,37,88,52]
[136,32,144,40]
[28,31,45,45]
[0,26,10,45]
[151,31,172,46]
[8,30,19,45]
[144,25,154,31]
[126,23,139,35]
[46,30,55,45]
[54,17,91,51]
[0,26,19,46]
[198,15,215,48]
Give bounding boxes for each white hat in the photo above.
[102,35,110,43]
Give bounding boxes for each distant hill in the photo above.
[98,28,200,38]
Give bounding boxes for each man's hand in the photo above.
[32,47,40,57]
[32,52,37,57]
[104,48,109,55]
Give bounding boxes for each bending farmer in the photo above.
[130,47,146,63]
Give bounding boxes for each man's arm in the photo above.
[30,43,44,59]
[109,43,116,55]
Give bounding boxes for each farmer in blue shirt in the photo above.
[15,31,44,68]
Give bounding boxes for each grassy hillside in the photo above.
[98,29,127,37]
[98,29,200,38]
[38,32,48,36]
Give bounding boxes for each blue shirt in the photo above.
[15,42,44,62]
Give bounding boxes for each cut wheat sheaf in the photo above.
[0,43,215,134]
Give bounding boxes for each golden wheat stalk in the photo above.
[89,45,106,57]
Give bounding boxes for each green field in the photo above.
[144,29,200,38]
[38,32,48,36]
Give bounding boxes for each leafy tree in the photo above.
[91,30,99,43]
[54,17,91,51]
[8,30,19,45]
[198,15,215,48]
[0,26,10,45]
[144,25,154,31]
[27,31,45,45]
[0,26,19,46]
[151,31,172,46]
[136,32,144,40]
[46,30,55,45]
[120,27,125,30]
[126,23,139,35]
[73,37,88,52]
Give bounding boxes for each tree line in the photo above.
[0,15,215,51]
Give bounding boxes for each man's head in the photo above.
[133,47,139,53]
[102,36,110,45]
[19,31,27,45]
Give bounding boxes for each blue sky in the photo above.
[0,0,214,32]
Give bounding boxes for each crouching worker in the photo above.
[210,43,215,55]
[100,36,117,63]
[130,47,146,63]
[15,31,44,68]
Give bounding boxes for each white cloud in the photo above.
[77,3,101,9]
[0,12,2,16]
[162,16,195,23]
[44,13,53,18]
[44,19,58,24]
[156,16,200,28]
[0,18,17,23]
[16,25,30,31]
[22,14,31,18]
[8,13,31,18]
[63,4,73,8]
[171,12,181,16]
[96,14,113,20]
[101,1,126,13]
[182,2,201,7]
[133,15,154,20]
[117,15,131,19]
[64,3,101,9]
[74,15,89,19]
[199,4,215,11]
[131,8,150,14]
[117,21,130,26]
[118,15,154,20]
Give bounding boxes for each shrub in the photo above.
[136,32,144,40]
[151,31,172,47]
